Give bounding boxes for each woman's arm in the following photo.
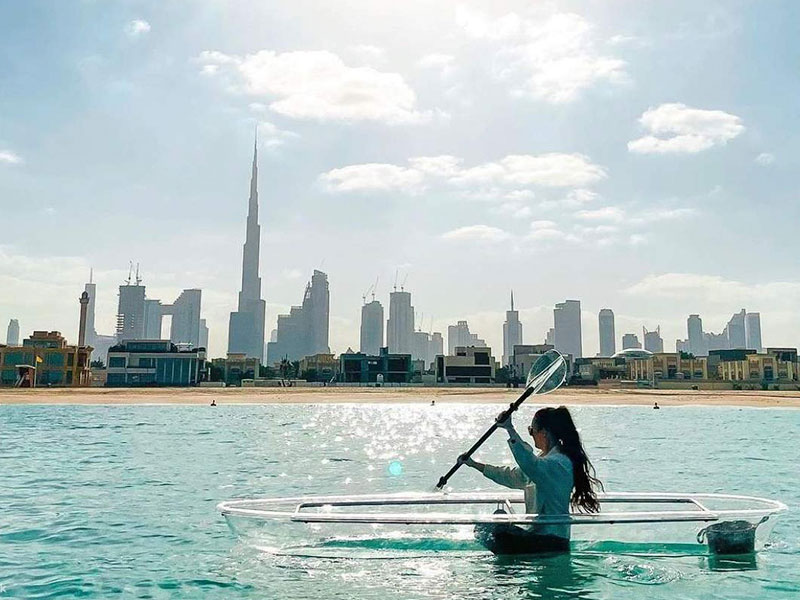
[497,415,543,481]
[459,455,528,489]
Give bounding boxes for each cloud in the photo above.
[125,19,151,37]
[349,44,387,65]
[321,153,606,193]
[257,120,298,148]
[417,53,456,76]
[576,206,626,222]
[198,49,428,124]
[492,202,532,219]
[458,9,627,103]
[0,150,22,164]
[441,225,510,243]
[625,273,800,307]
[628,103,744,154]
[577,205,696,225]
[755,152,775,166]
[320,163,425,193]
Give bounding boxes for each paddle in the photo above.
[434,349,567,490]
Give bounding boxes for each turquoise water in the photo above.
[1,403,797,599]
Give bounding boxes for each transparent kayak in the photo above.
[218,491,787,556]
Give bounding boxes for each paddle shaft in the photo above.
[435,385,535,490]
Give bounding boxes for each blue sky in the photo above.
[1,0,799,357]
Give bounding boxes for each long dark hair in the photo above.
[533,406,603,513]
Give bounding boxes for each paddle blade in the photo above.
[525,349,567,395]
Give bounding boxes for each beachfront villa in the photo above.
[0,331,92,387]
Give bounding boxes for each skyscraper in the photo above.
[643,326,664,353]
[621,333,641,350]
[199,319,209,350]
[724,309,747,349]
[502,291,523,366]
[6,319,19,346]
[447,320,486,355]
[553,300,582,358]
[687,314,705,356]
[387,290,414,355]
[360,300,384,355]
[164,289,202,348]
[143,299,162,339]
[116,282,146,341]
[266,270,331,362]
[228,136,267,362]
[84,273,97,345]
[598,309,615,357]
[745,312,763,352]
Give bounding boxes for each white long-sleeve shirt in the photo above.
[482,430,573,539]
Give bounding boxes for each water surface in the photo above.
[0,403,797,599]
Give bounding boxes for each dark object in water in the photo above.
[698,519,763,554]
[475,517,569,555]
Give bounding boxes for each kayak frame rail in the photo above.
[218,491,787,527]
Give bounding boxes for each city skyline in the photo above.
[2,2,800,358]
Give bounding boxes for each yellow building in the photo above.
[0,331,92,387]
[717,353,797,382]
[299,353,338,382]
[628,353,708,381]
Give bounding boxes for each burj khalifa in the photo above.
[227,135,267,362]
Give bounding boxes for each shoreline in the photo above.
[1,387,799,407]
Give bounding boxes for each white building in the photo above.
[360,300,384,356]
[622,333,641,350]
[387,290,414,355]
[502,291,523,366]
[745,312,763,352]
[598,309,615,357]
[447,320,486,355]
[6,319,19,346]
[553,300,582,359]
[435,346,496,384]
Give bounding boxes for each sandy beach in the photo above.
[1,386,799,407]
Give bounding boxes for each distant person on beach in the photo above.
[459,406,602,554]
[653,402,660,410]
[210,399,217,407]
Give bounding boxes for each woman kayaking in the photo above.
[459,406,603,554]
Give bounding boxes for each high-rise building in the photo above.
[724,309,747,349]
[553,300,582,358]
[143,299,163,339]
[266,270,331,363]
[745,312,762,352]
[643,326,664,353]
[116,282,146,342]
[447,320,486,355]
[163,289,202,348]
[199,319,209,350]
[598,309,615,357]
[360,300,384,355]
[622,333,641,350]
[306,270,330,356]
[412,330,444,367]
[502,291,523,366]
[687,314,705,356]
[228,136,267,362]
[6,319,19,346]
[82,274,117,364]
[387,290,414,355]
[84,274,97,344]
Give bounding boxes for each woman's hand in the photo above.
[496,411,514,431]
[457,454,477,469]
